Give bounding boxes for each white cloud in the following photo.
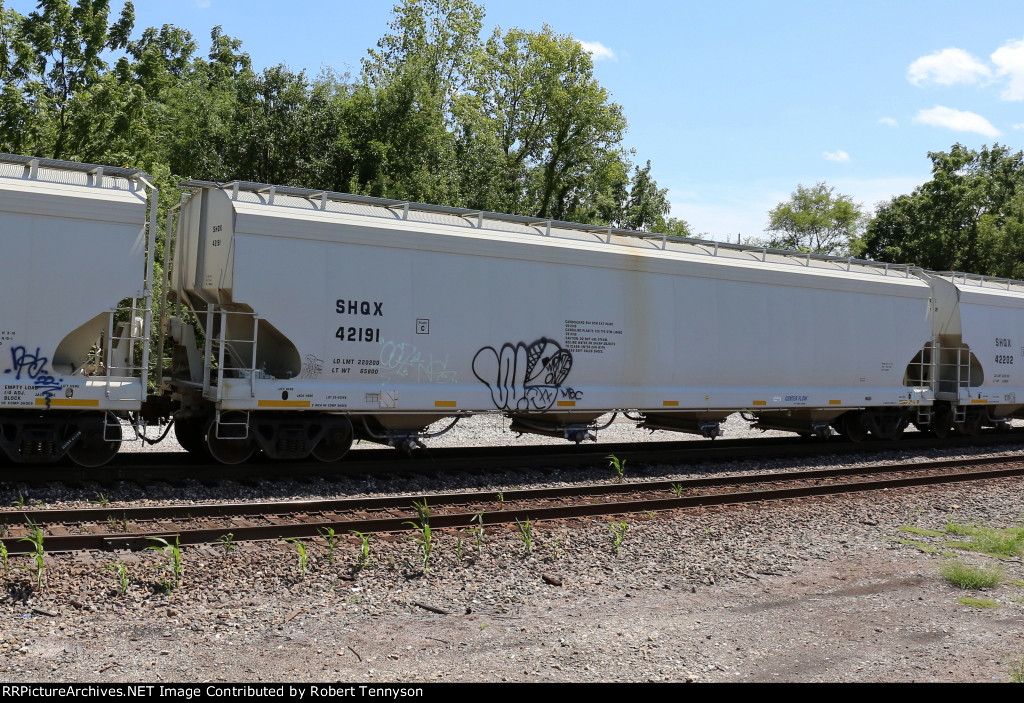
[913,105,1001,137]
[878,117,899,127]
[579,41,616,61]
[1014,123,1024,130]
[991,38,1024,100]
[907,48,991,86]
[823,150,851,163]
[195,0,211,8]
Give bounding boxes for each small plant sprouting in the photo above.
[471,511,486,551]
[283,538,310,579]
[106,514,128,532]
[319,528,340,564]
[11,493,26,508]
[548,537,564,561]
[455,535,465,562]
[496,491,505,506]
[18,520,46,588]
[0,541,8,572]
[607,455,626,482]
[350,530,371,570]
[105,562,130,595]
[671,483,683,498]
[92,493,110,508]
[217,533,236,555]
[147,536,183,591]
[405,499,433,573]
[514,518,534,556]
[609,521,629,554]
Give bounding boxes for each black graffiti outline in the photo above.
[4,346,63,406]
[299,354,325,379]
[472,337,573,411]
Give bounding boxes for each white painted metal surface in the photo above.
[946,275,1024,413]
[0,155,150,411]
[173,184,937,420]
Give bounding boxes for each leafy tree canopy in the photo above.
[762,182,864,256]
[860,143,1024,277]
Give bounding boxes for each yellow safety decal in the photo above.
[971,399,988,404]
[662,400,680,407]
[434,401,457,408]
[258,400,311,408]
[828,399,841,405]
[752,400,767,406]
[556,400,576,407]
[35,398,100,407]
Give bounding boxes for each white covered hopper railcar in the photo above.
[162,180,984,463]
[0,154,158,466]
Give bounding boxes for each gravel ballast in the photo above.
[1,416,1023,683]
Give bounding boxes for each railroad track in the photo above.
[3,454,1023,554]
[4,427,1024,487]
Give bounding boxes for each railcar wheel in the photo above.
[66,412,122,468]
[930,406,952,439]
[174,417,210,456]
[205,414,256,465]
[311,417,354,463]
[955,414,983,437]
[878,418,907,441]
[838,412,868,443]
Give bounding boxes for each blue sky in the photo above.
[10,0,1024,239]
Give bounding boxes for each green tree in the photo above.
[13,0,134,158]
[474,24,628,221]
[861,143,1024,275]
[765,182,864,255]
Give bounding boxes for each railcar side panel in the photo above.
[178,188,934,419]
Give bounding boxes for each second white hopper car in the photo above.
[159,180,1024,463]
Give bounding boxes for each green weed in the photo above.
[607,455,626,482]
[943,522,1024,557]
[956,597,1000,609]
[17,521,45,588]
[350,530,371,570]
[940,559,1001,589]
[1009,656,1024,683]
[217,533,236,555]
[609,521,629,554]
[92,494,110,508]
[106,514,128,532]
[890,538,942,554]
[471,511,485,551]
[405,499,433,573]
[319,528,340,564]
[671,483,683,497]
[897,526,944,537]
[147,536,183,590]
[514,518,534,555]
[282,538,309,579]
[105,562,130,595]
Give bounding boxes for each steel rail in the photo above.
[5,428,1024,486]
[3,458,1023,554]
